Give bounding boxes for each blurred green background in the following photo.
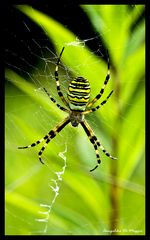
[5,5,145,235]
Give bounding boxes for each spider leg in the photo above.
[38,117,70,163]
[87,51,110,108]
[80,120,101,171]
[43,88,69,113]
[18,137,46,149]
[18,117,70,164]
[55,47,69,107]
[83,90,113,114]
[80,119,116,172]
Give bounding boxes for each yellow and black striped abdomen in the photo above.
[67,77,91,110]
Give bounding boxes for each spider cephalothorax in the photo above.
[18,47,116,171]
[69,110,84,127]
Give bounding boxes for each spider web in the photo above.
[5,16,104,235]
[5,5,145,236]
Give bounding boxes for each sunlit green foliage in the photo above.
[5,5,145,235]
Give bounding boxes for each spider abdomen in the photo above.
[67,77,91,110]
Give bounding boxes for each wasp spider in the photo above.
[18,47,116,171]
